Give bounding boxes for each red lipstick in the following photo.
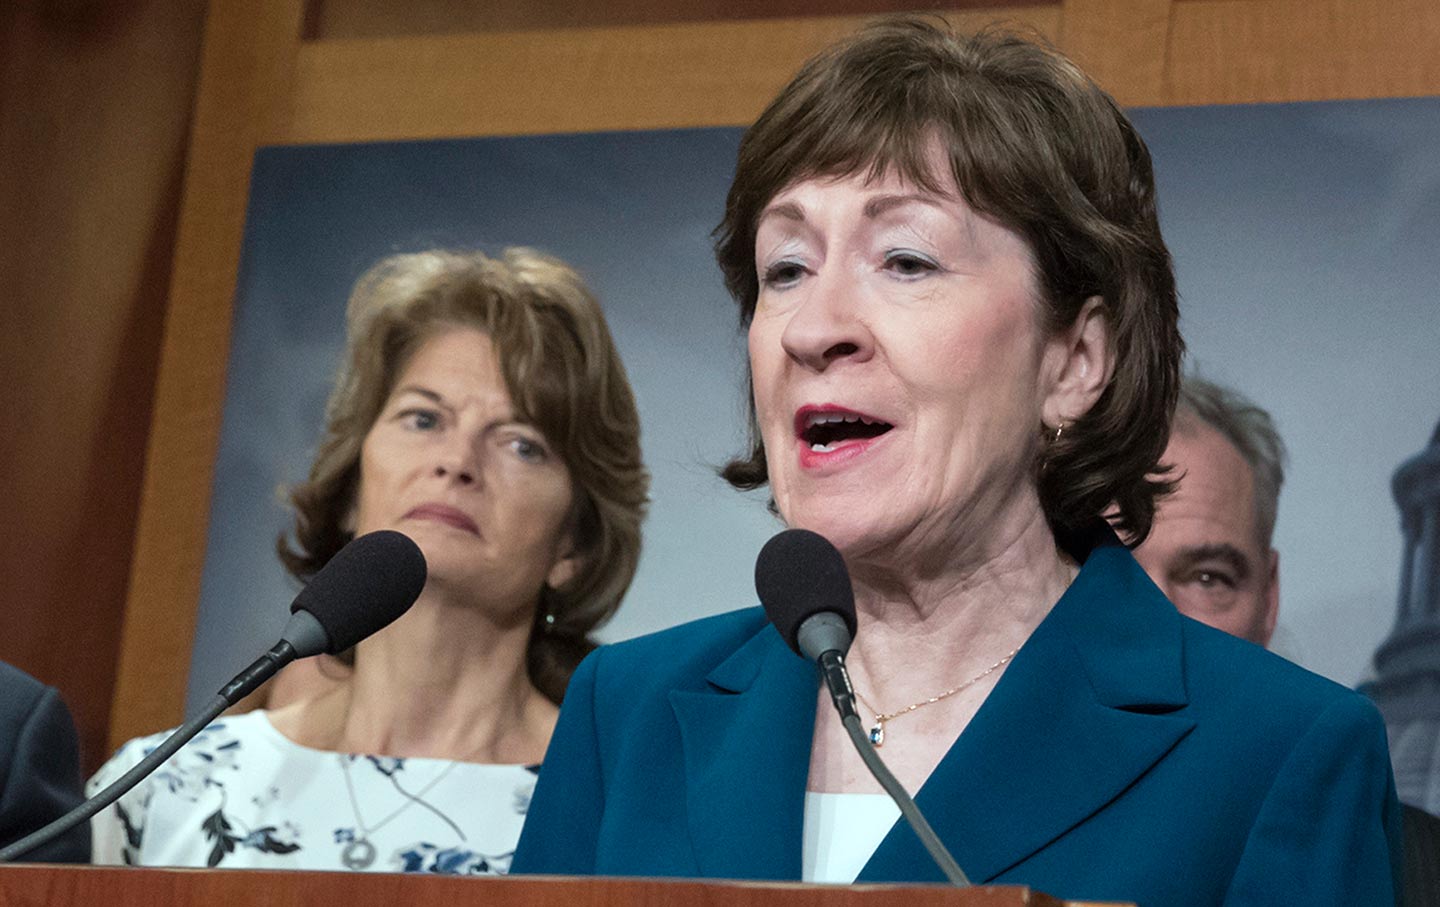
[793,405,894,472]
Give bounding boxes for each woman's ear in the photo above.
[1042,296,1114,427]
[546,536,582,591]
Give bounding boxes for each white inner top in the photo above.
[801,791,901,883]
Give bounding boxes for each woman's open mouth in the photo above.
[795,406,894,468]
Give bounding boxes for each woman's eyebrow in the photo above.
[391,385,444,405]
[757,193,949,229]
[862,193,948,219]
[757,200,806,228]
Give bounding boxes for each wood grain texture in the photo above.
[306,0,1049,38]
[1058,0,1172,105]
[106,0,308,749]
[284,7,1062,144]
[1166,0,1440,105]
[0,864,1112,907]
[0,0,205,773]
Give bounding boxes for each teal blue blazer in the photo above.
[513,530,1402,904]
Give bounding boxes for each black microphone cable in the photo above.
[0,639,300,864]
[0,530,426,863]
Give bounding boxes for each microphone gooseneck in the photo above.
[0,530,427,864]
[755,528,971,887]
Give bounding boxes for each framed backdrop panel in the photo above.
[184,100,1440,713]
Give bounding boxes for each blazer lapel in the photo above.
[670,625,818,880]
[859,536,1196,884]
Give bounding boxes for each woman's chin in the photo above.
[780,507,882,560]
[404,523,484,559]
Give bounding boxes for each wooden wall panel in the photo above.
[101,0,1440,750]
[106,0,307,748]
[285,8,1061,144]
[305,0,1048,38]
[0,0,206,772]
[1166,0,1440,105]
[1058,0,1171,105]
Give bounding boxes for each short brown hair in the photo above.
[279,248,649,703]
[714,17,1181,543]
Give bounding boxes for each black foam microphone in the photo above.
[755,528,970,887]
[218,529,426,703]
[755,528,860,723]
[0,530,427,863]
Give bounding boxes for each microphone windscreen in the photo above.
[755,528,857,657]
[290,530,427,653]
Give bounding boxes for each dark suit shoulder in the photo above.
[0,660,90,862]
[1403,805,1440,907]
[0,661,52,786]
[0,662,48,730]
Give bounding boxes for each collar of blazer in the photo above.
[670,524,1196,884]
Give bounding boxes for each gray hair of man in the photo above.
[1173,375,1288,548]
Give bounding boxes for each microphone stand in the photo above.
[840,713,970,885]
[0,640,298,863]
[817,650,971,887]
[0,531,424,863]
[759,529,968,886]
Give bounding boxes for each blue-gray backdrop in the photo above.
[188,99,1440,715]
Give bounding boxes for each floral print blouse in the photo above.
[87,711,537,874]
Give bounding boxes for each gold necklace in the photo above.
[855,647,1019,746]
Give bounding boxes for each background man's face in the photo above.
[1133,420,1280,646]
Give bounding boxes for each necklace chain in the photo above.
[855,647,1019,747]
[338,755,459,869]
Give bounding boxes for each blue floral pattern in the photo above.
[88,711,538,874]
[397,843,514,874]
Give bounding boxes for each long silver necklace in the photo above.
[338,755,459,870]
[855,647,1019,746]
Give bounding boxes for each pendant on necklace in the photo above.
[341,837,377,870]
[869,721,885,746]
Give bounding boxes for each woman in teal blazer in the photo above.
[513,527,1402,902]
[514,19,1402,903]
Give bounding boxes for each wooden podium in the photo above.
[0,865,1131,906]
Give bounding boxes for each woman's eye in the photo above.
[883,250,940,278]
[509,436,549,463]
[399,408,440,430]
[761,259,807,289]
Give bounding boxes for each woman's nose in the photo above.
[778,272,874,372]
[433,461,476,484]
[432,443,478,485]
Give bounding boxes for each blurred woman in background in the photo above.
[91,247,648,873]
